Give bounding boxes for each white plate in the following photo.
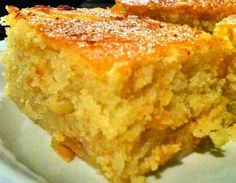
[0,40,236,183]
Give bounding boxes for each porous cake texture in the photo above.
[215,15,236,136]
[2,5,236,183]
[112,0,236,31]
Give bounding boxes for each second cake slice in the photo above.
[112,0,236,31]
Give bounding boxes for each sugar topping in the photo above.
[120,0,236,7]
[11,6,204,61]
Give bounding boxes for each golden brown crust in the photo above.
[4,5,220,73]
[113,0,236,20]
[5,6,204,53]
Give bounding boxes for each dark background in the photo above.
[0,0,115,40]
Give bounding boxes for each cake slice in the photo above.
[112,0,236,32]
[2,5,236,183]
